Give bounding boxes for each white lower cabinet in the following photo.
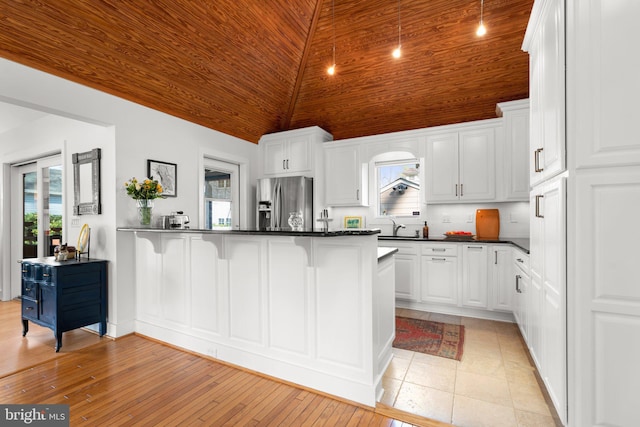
[380,240,518,321]
[513,249,530,342]
[461,245,489,308]
[378,242,419,301]
[421,245,458,306]
[526,175,566,422]
[490,245,513,312]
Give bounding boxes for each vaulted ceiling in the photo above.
[0,0,533,143]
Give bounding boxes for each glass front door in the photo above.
[11,155,63,298]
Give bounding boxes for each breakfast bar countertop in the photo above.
[117,227,381,237]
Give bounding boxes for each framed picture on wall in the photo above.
[344,216,363,229]
[147,159,177,197]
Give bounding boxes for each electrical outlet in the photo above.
[466,214,474,223]
[442,215,451,223]
[510,213,518,223]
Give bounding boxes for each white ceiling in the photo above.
[0,102,48,135]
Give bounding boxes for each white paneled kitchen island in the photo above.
[118,228,395,407]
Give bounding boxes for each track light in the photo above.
[328,0,336,75]
[476,0,487,36]
[392,0,402,58]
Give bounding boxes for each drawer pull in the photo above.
[432,248,446,252]
[467,246,484,249]
[432,258,447,261]
[25,306,34,311]
[43,273,50,277]
[516,258,524,263]
[22,269,27,273]
[25,288,31,292]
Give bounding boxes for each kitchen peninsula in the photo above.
[117,227,395,406]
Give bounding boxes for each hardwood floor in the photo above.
[0,301,446,426]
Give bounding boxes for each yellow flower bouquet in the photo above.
[124,177,164,200]
[124,177,164,226]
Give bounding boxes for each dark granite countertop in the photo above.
[117,227,382,237]
[377,235,530,253]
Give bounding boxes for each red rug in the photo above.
[393,317,465,361]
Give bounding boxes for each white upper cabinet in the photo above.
[426,132,459,201]
[324,141,368,206]
[524,0,565,186]
[260,126,332,177]
[426,127,496,203]
[571,1,640,168]
[497,99,530,200]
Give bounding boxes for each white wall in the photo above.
[0,58,259,336]
[0,114,114,301]
[329,202,529,238]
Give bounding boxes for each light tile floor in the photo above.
[381,309,561,427]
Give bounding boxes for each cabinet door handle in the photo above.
[455,184,458,196]
[534,148,544,172]
[283,159,286,170]
[356,189,359,201]
[515,275,522,293]
[495,251,498,264]
[460,183,464,197]
[286,159,289,169]
[535,195,544,218]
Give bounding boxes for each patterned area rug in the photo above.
[393,317,465,361]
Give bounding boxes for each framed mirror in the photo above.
[73,148,101,215]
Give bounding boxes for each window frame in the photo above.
[374,158,422,219]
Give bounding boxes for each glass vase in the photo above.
[137,199,154,226]
[288,211,304,231]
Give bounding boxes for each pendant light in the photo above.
[327,0,336,75]
[476,0,487,36]
[392,0,402,58]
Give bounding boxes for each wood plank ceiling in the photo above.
[0,0,533,143]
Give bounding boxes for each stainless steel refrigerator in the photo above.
[256,176,313,231]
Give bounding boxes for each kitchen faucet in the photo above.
[390,219,406,236]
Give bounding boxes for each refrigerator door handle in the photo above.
[273,182,281,229]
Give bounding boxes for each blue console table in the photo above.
[21,257,107,352]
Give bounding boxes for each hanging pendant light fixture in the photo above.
[476,0,487,36]
[327,0,336,75]
[392,0,402,58]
